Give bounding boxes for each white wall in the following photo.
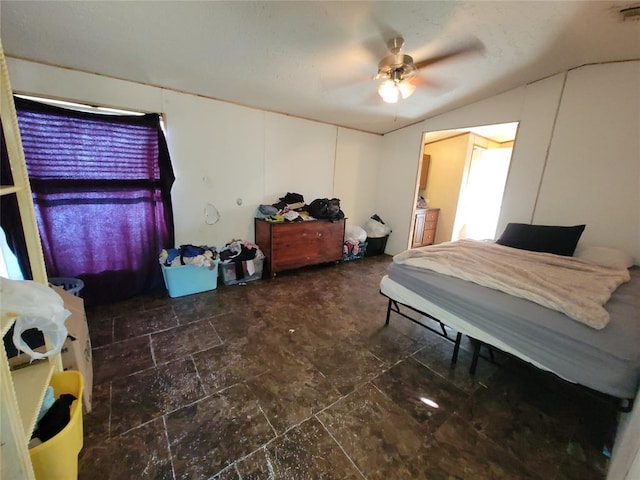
[498,74,565,231]
[264,113,337,205]
[377,61,640,263]
[161,90,265,246]
[6,58,382,249]
[376,122,426,252]
[333,128,382,228]
[533,62,640,256]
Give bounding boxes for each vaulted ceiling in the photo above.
[1,1,639,135]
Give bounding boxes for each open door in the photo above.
[452,145,512,241]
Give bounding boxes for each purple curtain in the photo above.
[14,97,175,306]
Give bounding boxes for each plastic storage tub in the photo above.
[220,257,264,286]
[364,235,389,256]
[161,260,220,298]
[30,370,84,480]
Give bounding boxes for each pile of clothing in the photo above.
[255,192,344,223]
[255,192,308,223]
[343,241,364,257]
[219,240,264,283]
[159,245,218,269]
[272,192,306,213]
[219,240,261,263]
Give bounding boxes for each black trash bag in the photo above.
[308,198,344,220]
[32,394,76,442]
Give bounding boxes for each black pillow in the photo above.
[496,223,586,256]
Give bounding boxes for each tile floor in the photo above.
[79,255,616,479]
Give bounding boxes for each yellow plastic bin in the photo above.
[30,370,84,480]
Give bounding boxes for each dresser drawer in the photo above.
[271,221,343,242]
[422,229,435,246]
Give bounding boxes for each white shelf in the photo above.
[11,361,55,440]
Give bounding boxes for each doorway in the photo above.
[414,122,518,246]
[452,144,512,240]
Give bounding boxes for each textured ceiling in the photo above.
[1,1,639,135]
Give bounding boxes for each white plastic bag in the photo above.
[365,217,391,238]
[0,277,70,360]
[344,223,367,243]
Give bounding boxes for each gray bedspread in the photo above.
[387,263,640,399]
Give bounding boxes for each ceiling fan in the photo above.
[374,36,484,104]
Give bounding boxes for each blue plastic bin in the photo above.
[161,260,219,298]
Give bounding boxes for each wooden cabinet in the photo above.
[412,210,426,248]
[423,208,439,245]
[255,218,345,278]
[412,208,439,248]
[419,154,431,190]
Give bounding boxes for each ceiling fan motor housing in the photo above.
[377,54,417,82]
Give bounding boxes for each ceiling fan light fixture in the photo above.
[378,80,400,103]
[378,79,416,103]
[398,81,416,99]
[373,33,484,107]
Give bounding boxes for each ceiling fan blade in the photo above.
[413,39,485,70]
[409,75,442,90]
[321,72,377,92]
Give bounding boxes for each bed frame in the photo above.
[381,292,635,413]
[385,297,463,364]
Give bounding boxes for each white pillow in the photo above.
[573,245,634,270]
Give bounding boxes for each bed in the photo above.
[380,235,640,409]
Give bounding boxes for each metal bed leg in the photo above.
[382,292,465,371]
[451,332,462,364]
[439,323,448,336]
[470,340,481,375]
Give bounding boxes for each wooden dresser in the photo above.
[255,218,345,278]
[412,208,439,248]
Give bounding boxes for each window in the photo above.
[10,96,175,305]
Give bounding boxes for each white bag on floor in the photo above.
[365,218,391,237]
[345,223,367,243]
[0,277,70,360]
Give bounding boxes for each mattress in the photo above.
[382,263,640,399]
